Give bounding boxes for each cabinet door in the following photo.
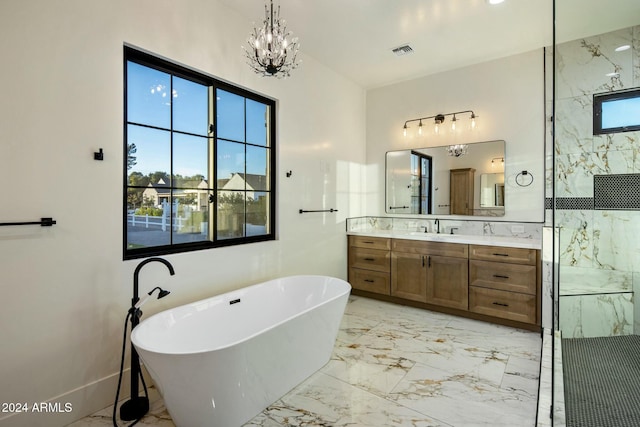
[391,252,427,302]
[426,255,469,310]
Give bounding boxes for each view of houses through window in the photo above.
[124,47,275,258]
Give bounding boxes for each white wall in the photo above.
[366,49,546,223]
[0,1,366,425]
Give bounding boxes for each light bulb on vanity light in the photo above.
[451,114,457,131]
[470,112,477,130]
[403,123,408,137]
[418,120,423,135]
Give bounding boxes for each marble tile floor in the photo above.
[72,295,542,427]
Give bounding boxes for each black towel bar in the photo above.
[299,209,338,214]
[0,217,57,227]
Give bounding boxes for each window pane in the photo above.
[217,190,245,239]
[173,196,210,243]
[246,145,269,191]
[246,99,268,146]
[173,76,209,135]
[126,198,171,249]
[216,89,245,142]
[127,125,171,184]
[217,140,245,187]
[173,133,208,188]
[247,192,269,236]
[602,97,640,129]
[127,61,171,128]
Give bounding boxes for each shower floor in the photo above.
[563,335,640,427]
[71,295,541,426]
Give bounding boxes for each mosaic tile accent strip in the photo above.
[545,198,553,209]
[546,197,594,210]
[594,174,640,210]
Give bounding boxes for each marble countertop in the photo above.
[347,230,542,249]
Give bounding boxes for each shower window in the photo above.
[124,47,275,259]
[593,88,640,134]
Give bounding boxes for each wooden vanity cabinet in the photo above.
[391,239,469,309]
[348,236,391,295]
[468,245,539,325]
[348,235,541,330]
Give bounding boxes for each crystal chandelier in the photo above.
[446,144,469,157]
[243,0,300,78]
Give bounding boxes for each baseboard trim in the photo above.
[0,369,137,427]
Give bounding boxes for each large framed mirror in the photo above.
[385,140,505,216]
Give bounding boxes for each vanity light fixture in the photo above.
[491,157,504,167]
[402,110,478,137]
[243,0,300,78]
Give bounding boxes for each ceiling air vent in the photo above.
[392,44,414,56]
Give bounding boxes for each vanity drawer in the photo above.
[349,247,390,272]
[392,239,468,258]
[349,268,390,295]
[469,260,536,295]
[469,245,537,265]
[349,235,391,250]
[469,286,536,324]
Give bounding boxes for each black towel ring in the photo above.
[515,170,534,187]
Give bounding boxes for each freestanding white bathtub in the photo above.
[131,275,351,427]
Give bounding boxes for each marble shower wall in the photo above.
[551,25,640,338]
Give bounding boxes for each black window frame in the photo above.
[593,88,640,135]
[123,46,276,260]
[410,150,433,215]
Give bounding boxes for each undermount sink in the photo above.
[405,231,450,238]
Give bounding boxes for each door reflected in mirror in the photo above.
[386,140,505,216]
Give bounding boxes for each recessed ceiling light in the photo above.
[487,0,505,4]
[615,45,631,52]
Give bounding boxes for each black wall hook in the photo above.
[286,170,292,177]
[94,148,104,161]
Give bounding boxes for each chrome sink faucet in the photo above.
[434,218,440,234]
